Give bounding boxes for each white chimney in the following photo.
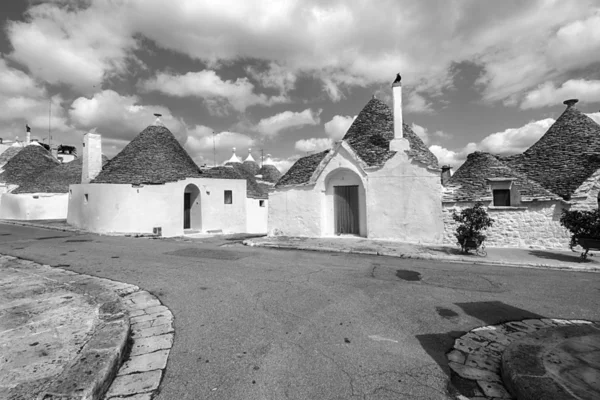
[82,131,102,183]
[389,73,409,152]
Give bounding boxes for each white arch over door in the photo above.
[323,168,367,237]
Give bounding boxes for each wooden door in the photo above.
[184,192,191,229]
[334,185,359,235]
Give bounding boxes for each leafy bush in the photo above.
[452,202,494,249]
[560,208,600,249]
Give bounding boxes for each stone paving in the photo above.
[104,290,174,400]
[0,254,173,400]
[448,318,598,399]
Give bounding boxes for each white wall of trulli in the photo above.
[442,201,572,249]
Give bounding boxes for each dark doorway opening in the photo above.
[184,192,191,229]
[334,185,359,235]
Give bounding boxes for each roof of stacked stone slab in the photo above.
[342,97,439,168]
[0,144,60,186]
[257,164,282,184]
[275,97,439,188]
[276,150,329,187]
[503,100,600,199]
[0,147,22,168]
[13,156,109,194]
[92,124,203,185]
[443,151,561,202]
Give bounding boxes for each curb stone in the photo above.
[446,318,597,400]
[0,219,83,234]
[0,254,173,400]
[104,290,174,400]
[243,240,600,273]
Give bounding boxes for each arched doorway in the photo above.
[183,184,201,230]
[323,168,366,237]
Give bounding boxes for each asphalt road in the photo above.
[1,223,599,400]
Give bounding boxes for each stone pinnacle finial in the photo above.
[392,73,402,87]
[563,99,579,108]
[152,113,165,127]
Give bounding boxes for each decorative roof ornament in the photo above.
[563,99,579,108]
[264,154,274,165]
[152,113,165,127]
[226,147,242,164]
[245,148,256,162]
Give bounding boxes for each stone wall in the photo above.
[442,200,572,249]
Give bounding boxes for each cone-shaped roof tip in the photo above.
[152,113,165,127]
[563,99,579,107]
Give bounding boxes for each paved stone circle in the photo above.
[447,318,596,400]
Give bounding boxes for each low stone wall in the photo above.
[442,200,572,249]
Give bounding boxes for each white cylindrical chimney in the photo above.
[392,73,403,139]
[389,73,409,152]
[82,131,102,183]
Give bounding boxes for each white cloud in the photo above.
[547,12,600,72]
[521,80,600,109]
[324,115,355,140]
[140,70,287,113]
[405,92,433,114]
[294,138,333,153]
[245,62,296,94]
[429,117,557,168]
[7,1,138,93]
[256,108,321,137]
[69,90,186,142]
[184,127,255,166]
[588,112,600,125]
[477,118,555,155]
[411,123,450,145]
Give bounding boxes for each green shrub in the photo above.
[452,202,494,248]
[560,208,600,249]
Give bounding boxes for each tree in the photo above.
[452,202,494,251]
[560,208,600,250]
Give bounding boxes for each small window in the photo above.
[259,200,265,207]
[224,190,232,204]
[493,189,510,206]
[84,193,89,204]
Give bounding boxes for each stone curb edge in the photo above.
[446,318,599,399]
[0,219,83,233]
[243,240,600,273]
[0,254,173,400]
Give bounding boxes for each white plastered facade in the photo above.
[268,141,444,243]
[67,177,247,237]
[0,193,68,220]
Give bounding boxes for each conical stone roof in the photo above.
[444,151,559,202]
[342,97,439,168]
[258,164,281,183]
[506,101,600,199]
[14,156,109,194]
[92,125,202,185]
[0,144,59,186]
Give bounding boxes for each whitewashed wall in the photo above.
[268,144,444,244]
[367,152,443,243]
[268,186,322,236]
[442,201,572,249]
[246,198,268,233]
[67,178,246,237]
[0,193,68,220]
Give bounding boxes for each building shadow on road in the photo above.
[415,301,546,396]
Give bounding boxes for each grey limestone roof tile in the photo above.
[92,125,202,185]
[444,151,560,202]
[0,145,60,186]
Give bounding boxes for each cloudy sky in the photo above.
[1,0,600,173]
